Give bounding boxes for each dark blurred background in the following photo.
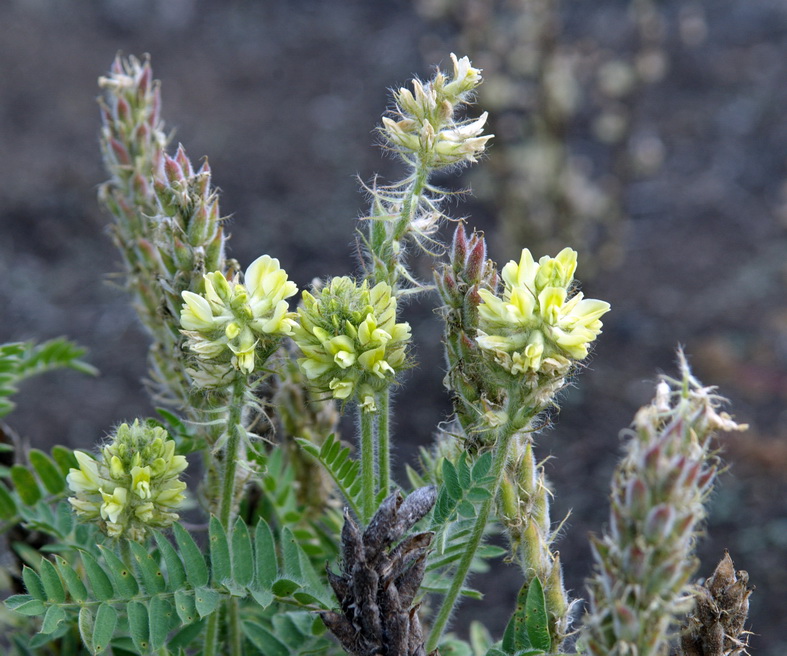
[1,0,785,653]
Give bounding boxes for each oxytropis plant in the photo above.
[0,53,751,656]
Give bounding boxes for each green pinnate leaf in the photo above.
[173,522,208,588]
[5,594,46,616]
[126,601,150,654]
[98,546,139,598]
[11,465,42,505]
[153,531,186,590]
[29,449,65,494]
[472,452,493,480]
[254,519,278,589]
[194,586,220,618]
[457,453,472,488]
[231,517,253,588]
[525,577,550,653]
[78,606,94,654]
[168,620,205,650]
[80,551,115,601]
[442,459,461,501]
[55,556,88,602]
[39,557,66,603]
[174,589,198,625]
[0,481,17,519]
[92,603,118,654]
[243,621,289,656]
[22,565,46,601]
[51,445,78,476]
[272,578,301,597]
[209,516,231,584]
[149,596,175,650]
[129,540,166,594]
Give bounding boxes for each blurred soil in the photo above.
[1,1,786,654]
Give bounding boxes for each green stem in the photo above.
[219,375,247,528]
[228,597,242,655]
[206,374,248,656]
[377,390,391,496]
[360,405,376,523]
[204,611,220,656]
[425,413,520,652]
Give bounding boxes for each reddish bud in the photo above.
[110,138,131,166]
[137,61,152,97]
[116,95,131,123]
[175,144,194,178]
[164,155,184,186]
[466,238,486,283]
[450,224,468,271]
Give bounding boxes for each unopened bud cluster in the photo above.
[291,277,411,412]
[67,420,187,541]
[583,356,747,656]
[180,255,297,385]
[382,53,492,169]
[436,225,503,442]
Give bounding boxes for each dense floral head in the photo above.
[291,277,411,412]
[67,420,188,541]
[381,53,492,169]
[476,247,610,378]
[180,254,297,385]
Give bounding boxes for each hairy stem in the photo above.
[377,390,391,496]
[426,410,520,651]
[206,374,247,656]
[360,405,376,523]
[219,376,247,528]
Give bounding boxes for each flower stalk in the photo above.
[581,353,747,656]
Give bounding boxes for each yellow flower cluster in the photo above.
[382,53,493,169]
[67,420,188,541]
[291,277,411,412]
[180,255,297,385]
[476,248,610,376]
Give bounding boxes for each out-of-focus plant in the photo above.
[0,51,751,656]
[415,0,670,275]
